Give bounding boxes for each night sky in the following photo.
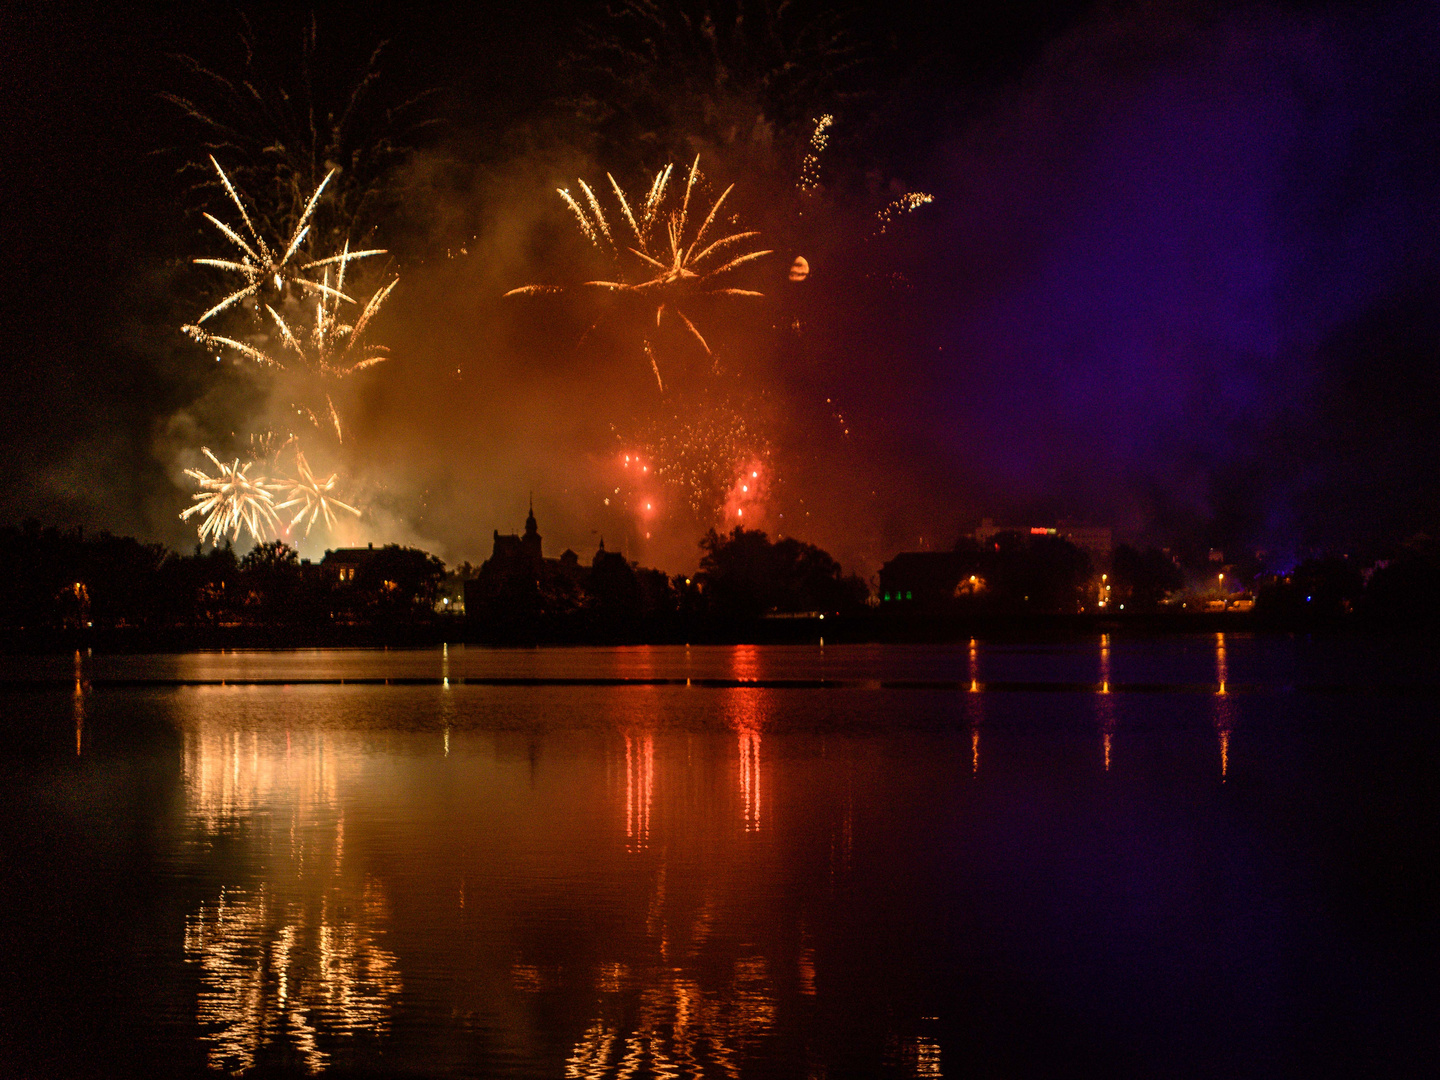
[4,0,1440,575]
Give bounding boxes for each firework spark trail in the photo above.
[180,448,280,544]
[248,431,298,464]
[559,188,600,247]
[180,325,280,367]
[577,179,614,251]
[875,191,935,235]
[608,172,645,244]
[643,341,663,392]
[326,395,344,442]
[507,157,771,387]
[798,114,833,195]
[275,451,361,537]
[193,157,386,324]
[163,17,439,257]
[642,164,671,227]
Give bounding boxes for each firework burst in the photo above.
[191,156,386,325]
[618,394,774,520]
[184,247,397,442]
[508,157,772,389]
[180,448,280,545]
[275,451,361,537]
[185,245,395,378]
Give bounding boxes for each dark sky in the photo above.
[3,0,1439,575]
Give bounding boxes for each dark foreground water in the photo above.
[0,638,1436,1078]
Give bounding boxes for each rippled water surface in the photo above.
[1,639,1436,1078]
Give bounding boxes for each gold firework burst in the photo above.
[275,451,361,537]
[508,156,772,389]
[183,249,396,442]
[191,156,386,325]
[180,448,280,545]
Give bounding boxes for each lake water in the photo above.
[0,638,1436,1078]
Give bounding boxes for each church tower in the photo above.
[522,494,542,564]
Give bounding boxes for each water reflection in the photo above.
[967,638,982,776]
[181,712,402,1072]
[733,693,764,835]
[1098,634,1116,772]
[1215,633,1235,781]
[11,639,1429,1078]
[911,1035,943,1077]
[184,879,401,1074]
[887,1033,944,1078]
[576,659,779,1028]
[562,957,778,1079]
[73,649,87,756]
[832,779,854,882]
[623,730,655,852]
[502,681,788,1077]
[730,643,760,682]
[739,726,761,833]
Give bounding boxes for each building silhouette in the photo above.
[879,520,1104,611]
[463,502,677,639]
[321,543,377,583]
[973,519,1112,569]
[489,499,544,573]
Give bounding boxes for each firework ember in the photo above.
[180,448,280,545]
